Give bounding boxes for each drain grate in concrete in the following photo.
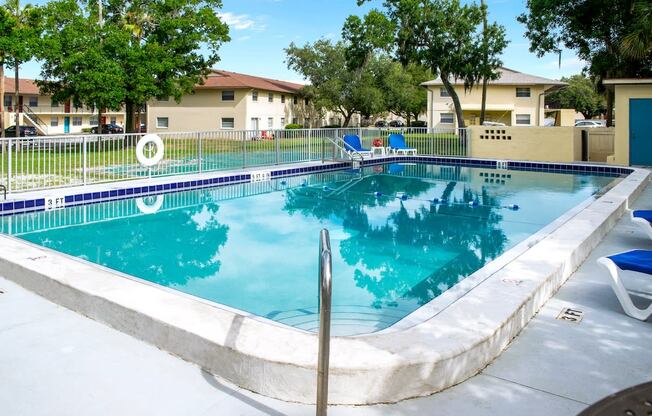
[557,307,584,323]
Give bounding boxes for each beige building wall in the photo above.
[610,84,652,166]
[469,126,580,162]
[427,85,547,128]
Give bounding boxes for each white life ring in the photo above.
[136,134,165,167]
[136,195,164,214]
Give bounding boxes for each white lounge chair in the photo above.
[631,210,652,239]
[597,250,652,321]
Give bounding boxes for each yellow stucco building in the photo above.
[147,70,323,133]
[422,67,566,128]
[2,78,125,135]
[603,79,652,166]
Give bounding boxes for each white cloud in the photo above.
[218,12,266,32]
[237,35,252,42]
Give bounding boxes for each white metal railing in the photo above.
[0,127,469,195]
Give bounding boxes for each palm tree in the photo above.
[621,1,652,61]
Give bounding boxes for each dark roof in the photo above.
[199,70,304,93]
[3,77,40,94]
[422,67,566,87]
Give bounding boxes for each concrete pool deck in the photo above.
[1,180,651,415]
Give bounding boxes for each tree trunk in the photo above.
[479,0,488,125]
[125,100,135,133]
[14,63,19,134]
[441,73,465,128]
[97,107,103,134]
[0,61,4,138]
[605,89,614,127]
[342,111,352,127]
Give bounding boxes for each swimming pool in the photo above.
[1,162,620,336]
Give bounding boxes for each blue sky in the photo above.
[20,0,585,82]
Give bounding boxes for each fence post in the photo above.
[308,128,312,161]
[197,132,203,173]
[275,129,280,165]
[83,136,88,185]
[242,131,247,168]
[7,137,12,194]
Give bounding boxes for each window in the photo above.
[72,116,82,126]
[268,93,274,103]
[252,91,258,101]
[4,96,11,107]
[515,114,531,125]
[281,95,286,103]
[280,117,286,126]
[516,87,531,98]
[293,96,298,105]
[440,113,454,124]
[156,117,169,129]
[304,118,310,127]
[267,117,274,129]
[440,88,451,97]
[50,117,58,127]
[292,117,298,125]
[222,90,235,101]
[110,116,116,124]
[221,117,235,129]
[90,116,98,126]
[304,98,309,105]
[28,96,38,107]
[51,99,59,107]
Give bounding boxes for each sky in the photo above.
[20,0,585,83]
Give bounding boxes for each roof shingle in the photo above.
[199,70,304,94]
[421,67,566,87]
[3,77,40,95]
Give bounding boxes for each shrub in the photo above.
[321,124,342,128]
[285,123,304,129]
[81,128,92,133]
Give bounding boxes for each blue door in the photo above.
[64,116,70,134]
[630,98,652,165]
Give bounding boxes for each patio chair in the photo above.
[631,210,652,239]
[342,135,372,159]
[597,250,652,321]
[387,133,417,156]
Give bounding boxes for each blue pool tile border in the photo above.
[0,157,633,216]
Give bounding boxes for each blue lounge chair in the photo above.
[388,133,417,156]
[597,250,652,320]
[631,210,652,239]
[342,135,372,159]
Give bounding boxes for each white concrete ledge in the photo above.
[0,167,648,405]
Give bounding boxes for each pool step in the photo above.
[266,304,412,336]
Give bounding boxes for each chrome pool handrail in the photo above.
[316,228,332,416]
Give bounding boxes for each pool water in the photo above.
[1,163,618,335]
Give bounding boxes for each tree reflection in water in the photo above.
[284,165,508,310]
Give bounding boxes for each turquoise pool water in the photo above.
[1,163,618,335]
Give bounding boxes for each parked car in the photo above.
[90,123,125,134]
[4,125,37,137]
[388,120,405,128]
[575,120,604,128]
[482,121,506,126]
[410,120,427,128]
[374,120,388,128]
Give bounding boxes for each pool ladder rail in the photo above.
[317,228,332,416]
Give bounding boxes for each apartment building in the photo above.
[2,78,125,135]
[423,67,566,128]
[147,69,334,133]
